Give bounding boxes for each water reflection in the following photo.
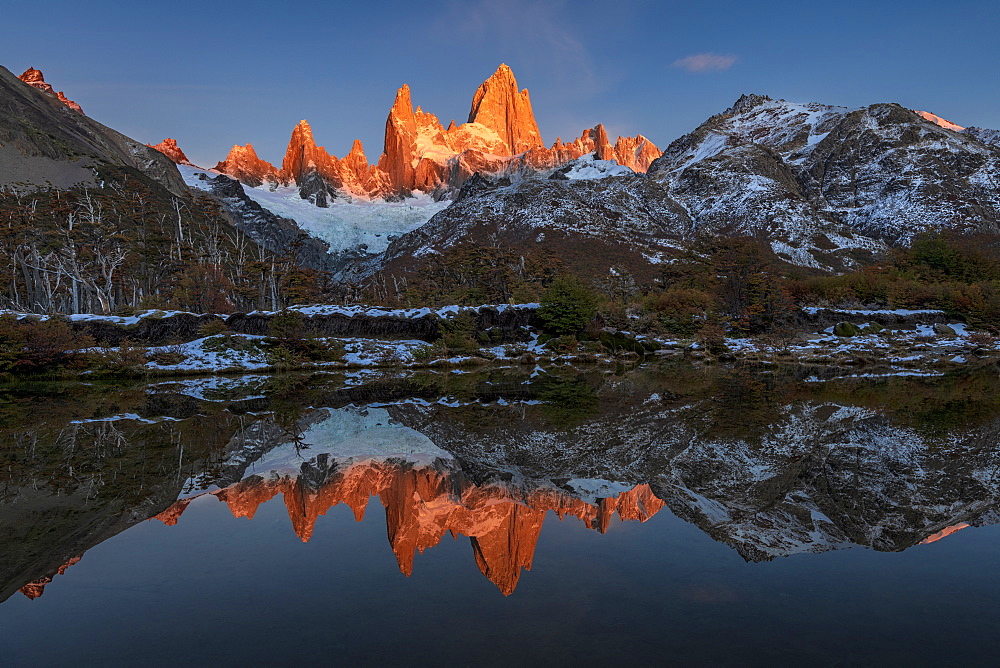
[3,363,1000,603]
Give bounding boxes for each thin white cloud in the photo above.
[672,53,738,73]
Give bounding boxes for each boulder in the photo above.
[833,322,862,337]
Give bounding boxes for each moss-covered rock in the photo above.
[833,321,862,337]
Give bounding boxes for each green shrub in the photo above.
[268,311,307,339]
[439,311,480,355]
[538,275,600,336]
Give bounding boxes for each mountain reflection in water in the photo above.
[158,457,663,596]
[4,363,1000,606]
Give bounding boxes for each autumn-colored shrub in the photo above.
[0,316,92,372]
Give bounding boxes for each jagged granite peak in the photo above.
[468,63,544,154]
[590,123,615,161]
[280,119,342,192]
[376,84,418,194]
[148,138,194,166]
[0,65,185,194]
[215,65,656,201]
[17,67,83,113]
[214,143,278,188]
[614,133,661,172]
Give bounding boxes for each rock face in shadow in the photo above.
[199,173,339,271]
[0,409,246,603]
[65,303,536,345]
[0,65,186,195]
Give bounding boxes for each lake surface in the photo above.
[3,363,1000,665]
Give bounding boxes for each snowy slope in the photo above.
[179,165,448,254]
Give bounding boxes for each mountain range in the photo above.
[3,62,1000,294]
[373,93,1000,279]
[174,64,661,204]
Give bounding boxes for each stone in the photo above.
[834,322,862,337]
[467,63,543,154]
[933,323,957,337]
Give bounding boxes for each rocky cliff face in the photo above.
[467,63,543,154]
[17,67,83,113]
[214,143,278,188]
[0,65,186,195]
[215,64,658,202]
[194,171,340,271]
[372,93,1000,276]
[148,138,194,166]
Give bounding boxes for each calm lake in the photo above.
[3,362,1000,665]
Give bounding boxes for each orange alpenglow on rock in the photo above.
[153,460,665,596]
[17,67,83,113]
[214,143,279,187]
[148,138,195,167]
[467,63,544,154]
[18,554,84,600]
[613,134,661,171]
[376,84,420,194]
[914,110,965,132]
[919,522,971,545]
[213,64,661,199]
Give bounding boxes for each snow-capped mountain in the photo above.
[370,94,1000,275]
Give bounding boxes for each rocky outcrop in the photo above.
[964,126,1000,148]
[376,85,419,195]
[613,134,661,171]
[18,67,82,113]
[201,173,339,269]
[280,120,342,195]
[213,143,277,187]
[148,138,194,166]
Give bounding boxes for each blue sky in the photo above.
[4,0,997,166]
